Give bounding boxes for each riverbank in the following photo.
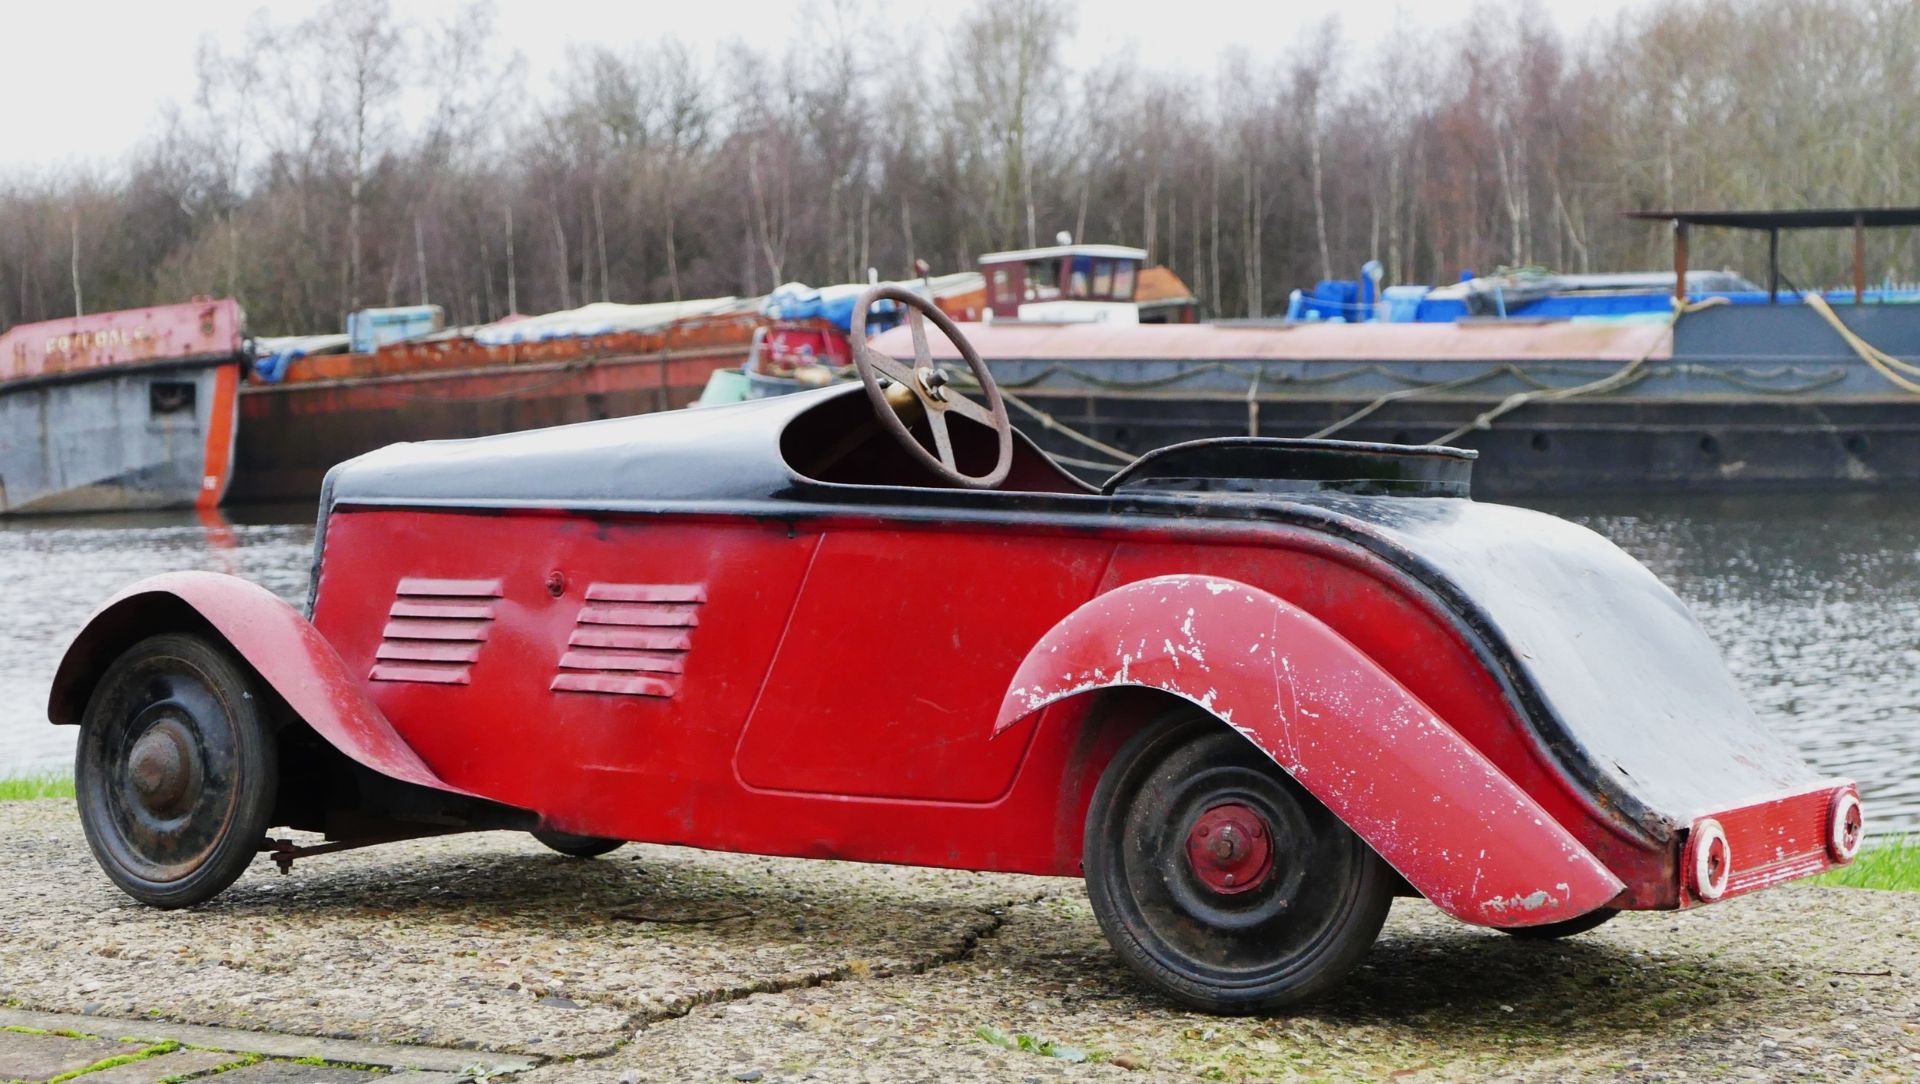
[3,797,1919,1082]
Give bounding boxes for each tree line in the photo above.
[3,0,1917,337]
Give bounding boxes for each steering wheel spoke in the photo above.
[908,308,933,368]
[941,390,995,427]
[925,407,958,471]
[866,350,920,389]
[851,283,1014,489]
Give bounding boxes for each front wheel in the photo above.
[75,633,278,908]
[1084,713,1393,1013]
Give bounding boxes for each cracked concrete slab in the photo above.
[0,1031,146,1083]
[0,1009,528,1075]
[6,799,1920,1082]
[0,800,1051,1062]
[71,1049,246,1084]
[537,888,1919,1082]
[202,1065,385,1083]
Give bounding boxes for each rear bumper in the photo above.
[1676,780,1863,907]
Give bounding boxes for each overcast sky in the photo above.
[2,0,1648,171]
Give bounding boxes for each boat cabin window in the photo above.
[1065,256,1130,300]
[991,267,1016,306]
[149,381,197,417]
[1026,259,1061,301]
[979,245,1150,315]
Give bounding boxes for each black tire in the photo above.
[1502,907,1619,940]
[1084,712,1394,1013]
[531,830,625,858]
[75,632,278,909]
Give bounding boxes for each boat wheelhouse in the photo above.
[979,241,1150,324]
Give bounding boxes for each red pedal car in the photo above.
[51,288,1863,1013]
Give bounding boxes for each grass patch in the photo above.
[1811,835,1920,891]
[0,772,74,800]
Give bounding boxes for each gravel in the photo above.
[5,799,1917,1081]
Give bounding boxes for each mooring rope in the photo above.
[1306,368,1516,440]
[945,373,1135,467]
[1803,293,1920,394]
[1428,297,1730,447]
[927,301,1871,460]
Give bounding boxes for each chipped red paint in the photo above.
[993,575,1627,927]
[1678,782,1860,905]
[47,571,473,796]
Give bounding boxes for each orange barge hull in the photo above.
[229,315,761,505]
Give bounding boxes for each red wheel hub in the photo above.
[1183,802,1275,895]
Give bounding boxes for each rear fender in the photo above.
[49,570,468,796]
[995,575,1625,927]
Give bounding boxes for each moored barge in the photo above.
[0,300,245,514]
[229,300,765,504]
[868,208,1920,496]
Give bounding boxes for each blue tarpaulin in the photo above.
[761,282,907,333]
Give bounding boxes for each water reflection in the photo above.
[0,506,314,773]
[0,493,1914,836]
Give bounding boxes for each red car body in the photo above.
[50,349,1863,1010]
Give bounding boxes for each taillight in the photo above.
[1690,819,1731,901]
[1828,790,1864,863]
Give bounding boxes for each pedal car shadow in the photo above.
[211,838,1040,949]
[1315,915,1767,1037]
[214,847,1766,1043]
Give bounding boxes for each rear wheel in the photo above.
[532,830,624,858]
[1502,908,1619,940]
[75,633,278,908]
[1084,712,1393,1013]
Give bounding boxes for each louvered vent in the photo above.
[552,583,705,698]
[369,577,502,685]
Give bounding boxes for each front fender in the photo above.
[49,570,468,796]
[995,575,1625,927]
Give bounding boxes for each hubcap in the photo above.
[1184,802,1274,895]
[84,668,243,884]
[127,717,199,818]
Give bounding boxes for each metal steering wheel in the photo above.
[851,284,1013,488]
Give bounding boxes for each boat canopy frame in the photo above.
[1623,207,1920,305]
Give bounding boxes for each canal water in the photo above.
[2,494,1916,836]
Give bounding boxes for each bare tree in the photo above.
[8,0,1920,336]
[949,0,1074,249]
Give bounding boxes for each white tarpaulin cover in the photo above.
[473,298,745,345]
